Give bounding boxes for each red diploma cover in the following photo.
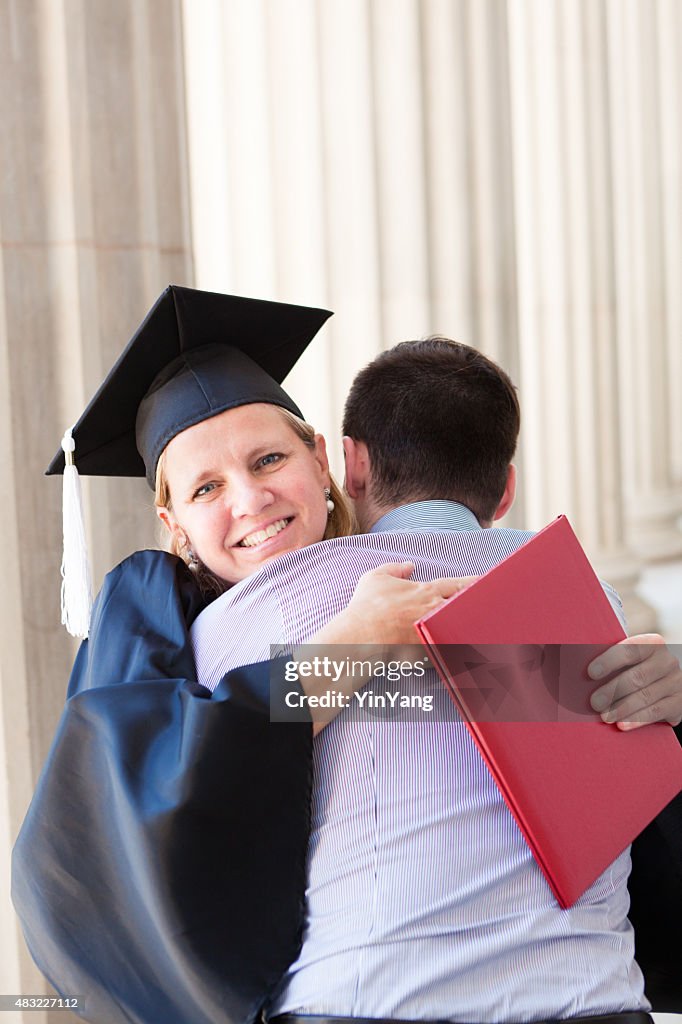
[416,515,682,908]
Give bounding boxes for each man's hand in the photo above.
[588,634,682,729]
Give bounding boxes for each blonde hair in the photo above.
[155,406,355,594]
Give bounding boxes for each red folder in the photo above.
[416,515,682,908]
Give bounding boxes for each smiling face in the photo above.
[157,403,331,584]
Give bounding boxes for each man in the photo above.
[191,337,682,1022]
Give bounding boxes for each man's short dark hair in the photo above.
[342,337,520,523]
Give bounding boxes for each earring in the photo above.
[180,533,199,570]
[324,486,335,515]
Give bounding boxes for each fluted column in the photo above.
[656,0,682,491]
[421,0,473,342]
[0,0,191,1014]
[0,237,39,1021]
[606,0,682,562]
[316,0,384,427]
[369,0,431,343]
[182,0,340,457]
[506,0,656,630]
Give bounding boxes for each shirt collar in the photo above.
[369,500,482,534]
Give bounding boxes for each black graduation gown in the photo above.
[12,551,313,1024]
[11,551,682,1023]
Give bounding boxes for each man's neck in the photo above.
[353,496,387,533]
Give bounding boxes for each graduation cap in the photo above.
[52,284,332,638]
[48,284,332,485]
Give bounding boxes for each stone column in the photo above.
[606,0,682,562]
[0,0,191,1017]
[316,0,384,430]
[368,0,431,344]
[420,0,523,522]
[506,0,657,630]
[182,0,341,459]
[657,0,682,493]
[420,0,476,344]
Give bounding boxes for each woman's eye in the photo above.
[258,452,284,469]
[193,482,216,499]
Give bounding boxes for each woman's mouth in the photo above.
[237,517,292,548]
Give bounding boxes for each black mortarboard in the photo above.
[47,284,332,487]
[49,285,332,639]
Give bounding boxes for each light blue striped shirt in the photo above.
[191,502,646,1021]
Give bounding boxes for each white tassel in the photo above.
[60,428,93,639]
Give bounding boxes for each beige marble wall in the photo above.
[0,0,191,1017]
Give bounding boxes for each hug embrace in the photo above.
[13,286,682,1024]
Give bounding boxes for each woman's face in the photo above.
[158,403,331,584]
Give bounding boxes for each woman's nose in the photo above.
[228,477,274,518]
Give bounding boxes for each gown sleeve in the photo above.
[12,551,313,1024]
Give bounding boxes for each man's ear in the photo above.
[492,464,517,521]
[342,436,371,499]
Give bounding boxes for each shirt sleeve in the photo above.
[600,579,628,633]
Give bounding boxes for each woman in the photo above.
[13,286,466,1024]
